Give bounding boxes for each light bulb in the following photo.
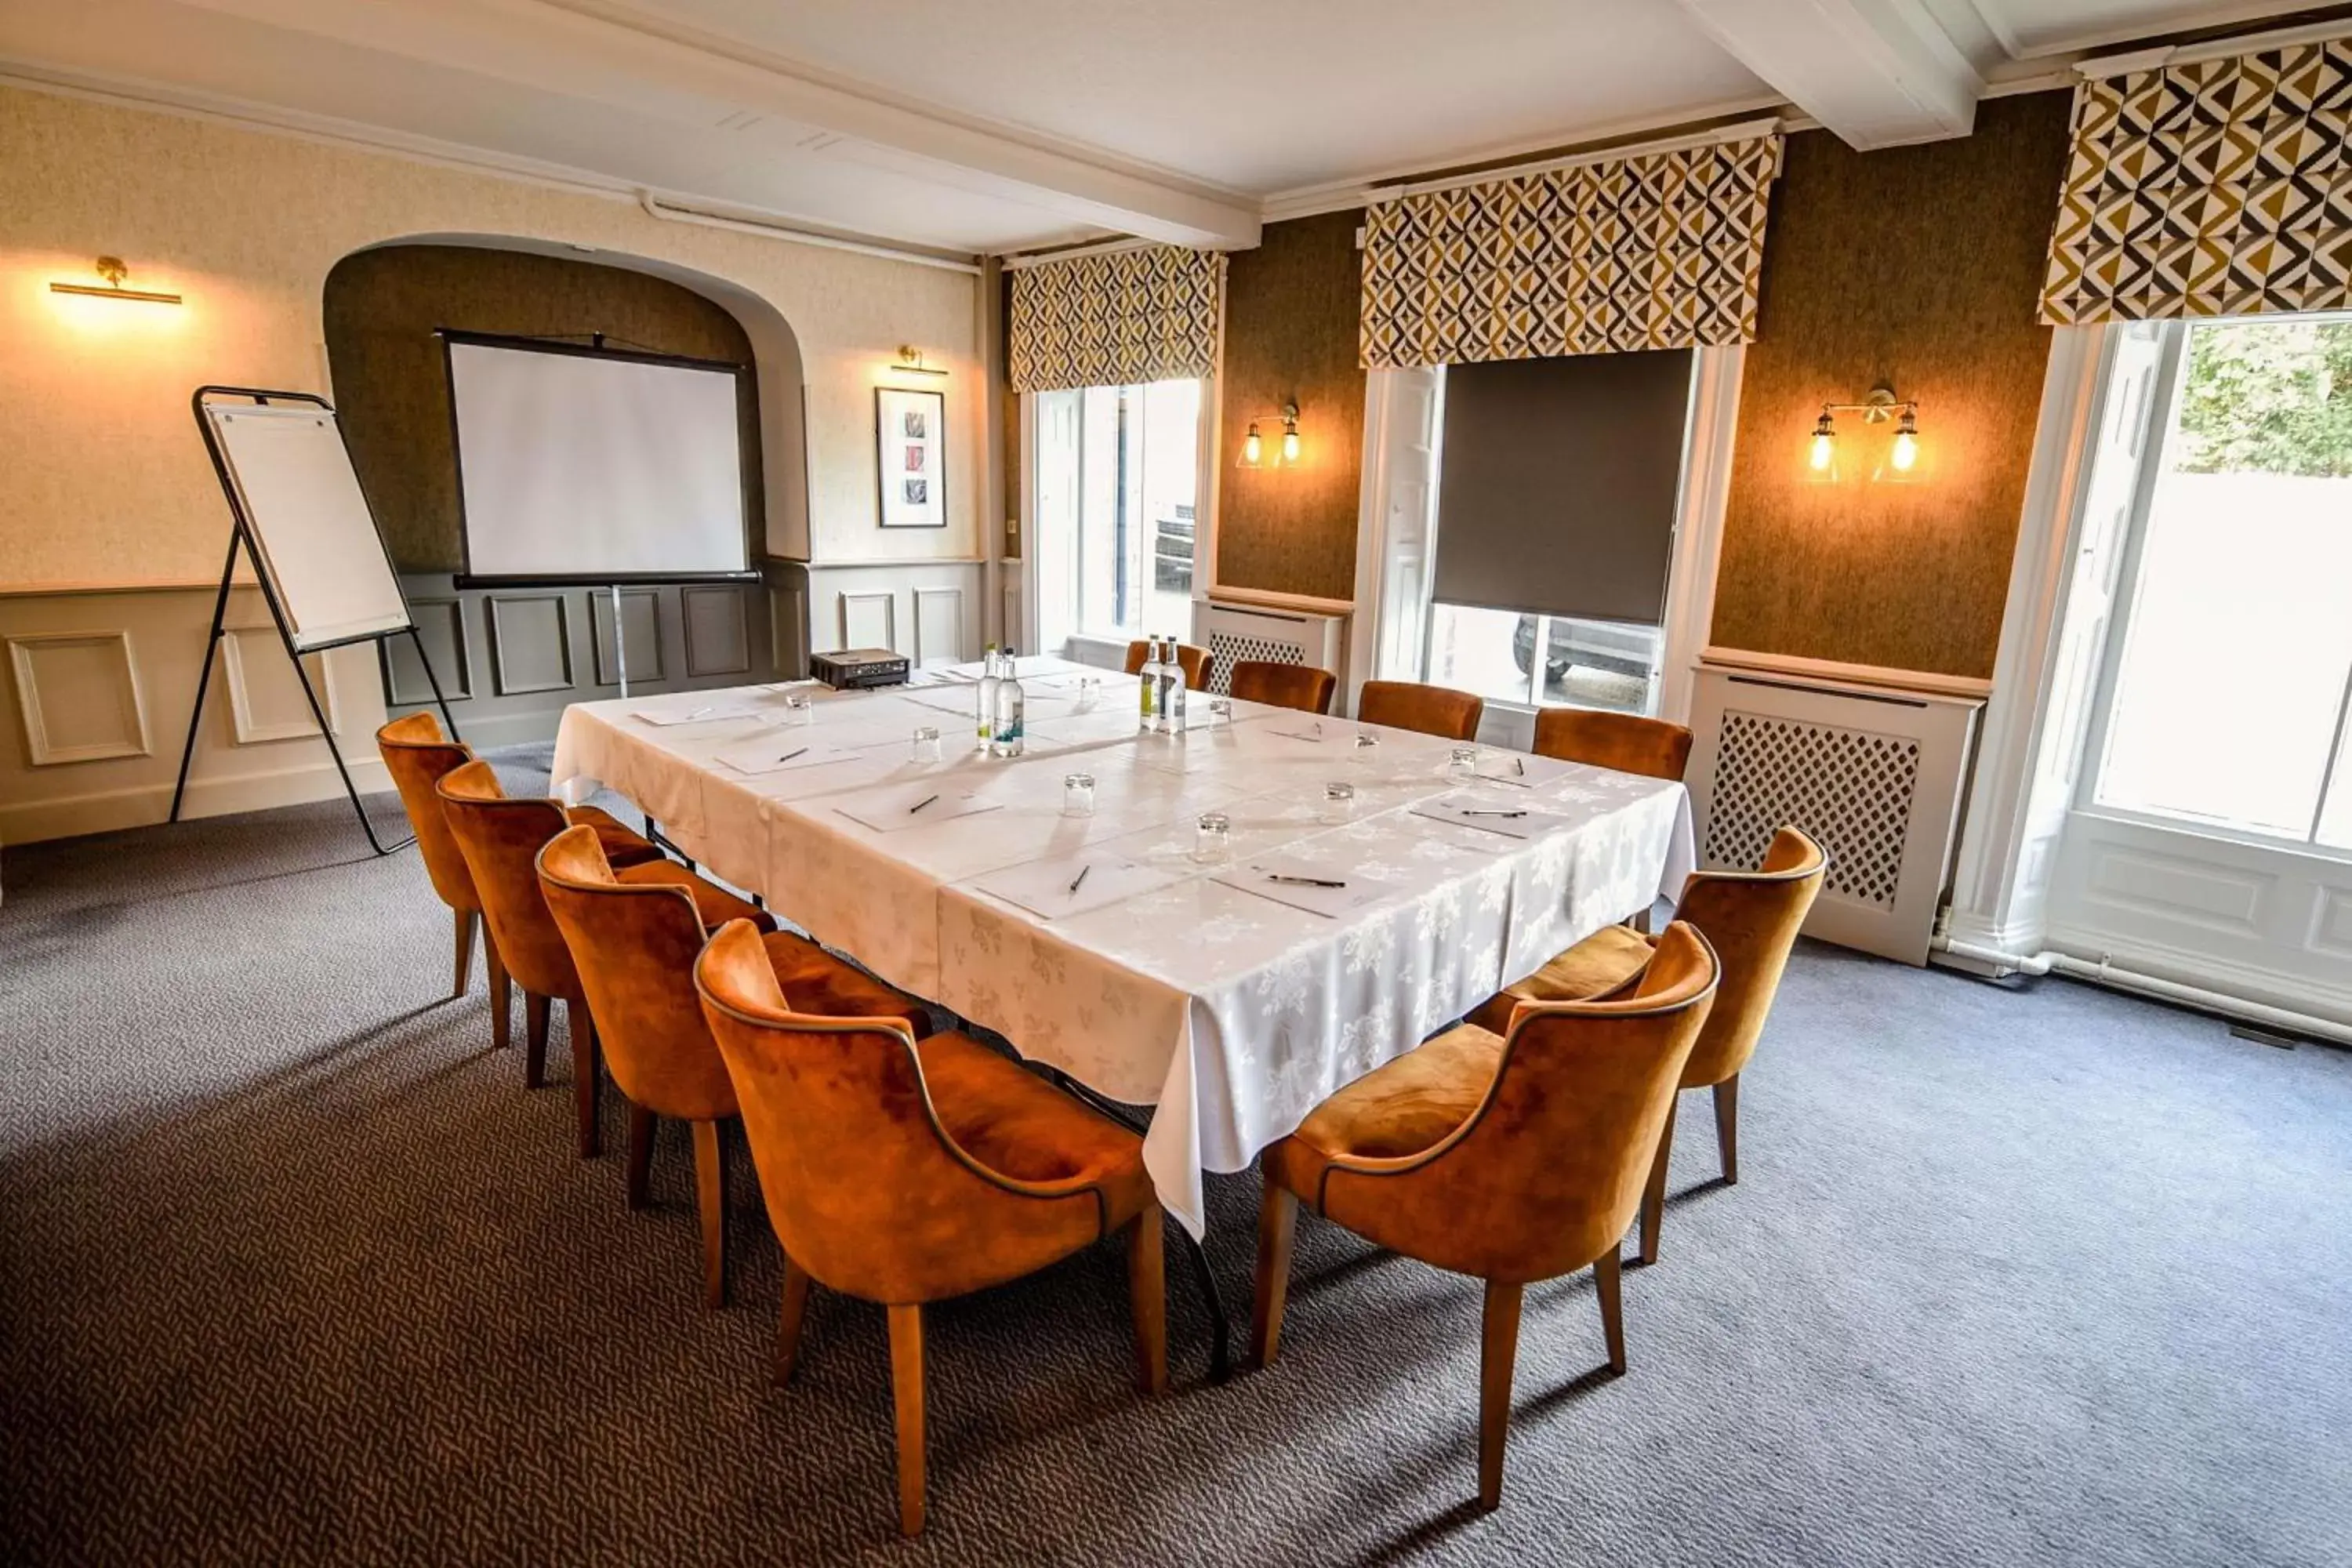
[1809,430,1835,471]
[1241,423,1262,467]
[1280,425,1300,464]
[1889,430,1918,471]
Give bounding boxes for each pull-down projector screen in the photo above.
[444,332,751,583]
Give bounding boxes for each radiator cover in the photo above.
[1192,600,1346,696]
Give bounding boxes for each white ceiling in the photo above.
[0,0,2329,256]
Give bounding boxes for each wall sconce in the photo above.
[889,344,948,377]
[1240,399,1301,468]
[1806,383,1921,485]
[50,256,182,306]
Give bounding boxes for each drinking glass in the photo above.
[1321,782,1357,824]
[782,692,815,726]
[1063,771,1097,818]
[911,725,942,763]
[1194,810,1232,863]
[1448,745,1479,781]
[1207,697,1234,727]
[1076,675,1102,710]
[1353,729,1381,751]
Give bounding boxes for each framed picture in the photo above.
[876,387,946,528]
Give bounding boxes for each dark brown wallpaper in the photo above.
[322,245,760,572]
[1709,93,2073,679]
[1214,210,1367,602]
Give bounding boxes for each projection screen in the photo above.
[444,333,751,583]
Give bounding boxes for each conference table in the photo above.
[550,657,1695,1247]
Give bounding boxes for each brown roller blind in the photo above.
[1432,348,1693,625]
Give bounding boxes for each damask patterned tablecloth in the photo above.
[552,659,1695,1236]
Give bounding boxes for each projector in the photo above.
[811,647,909,691]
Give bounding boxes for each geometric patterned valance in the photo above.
[2042,38,2352,325]
[1359,134,1783,368]
[1007,245,1225,394]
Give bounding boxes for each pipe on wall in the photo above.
[1931,934,2352,1047]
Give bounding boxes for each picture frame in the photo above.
[876,386,947,528]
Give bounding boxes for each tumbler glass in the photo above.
[1194,811,1232,863]
[1063,771,1097,817]
[782,692,815,726]
[911,725,942,763]
[1448,746,1479,782]
[1321,782,1357,824]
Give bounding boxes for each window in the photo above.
[1421,350,1692,717]
[1033,379,1203,652]
[2089,313,2352,850]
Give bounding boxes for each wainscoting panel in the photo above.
[682,586,753,677]
[805,561,985,666]
[7,630,151,766]
[222,626,339,744]
[912,587,964,669]
[589,590,663,688]
[486,596,575,697]
[0,586,392,845]
[382,597,472,706]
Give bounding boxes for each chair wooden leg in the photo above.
[887,1303,927,1537]
[487,935,511,1053]
[624,1105,656,1210]
[1715,1074,1740,1185]
[522,991,549,1088]
[1639,1093,1678,1267]
[1126,1203,1167,1395]
[568,1001,602,1158]
[775,1254,812,1386]
[452,908,477,998]
[1478,1280,1524,1512]
[691,1120,726,1309]
[1249,1182,1298,1368]
[1595,1246,1627,1374]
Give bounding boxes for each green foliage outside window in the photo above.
[2174,316,2352,477]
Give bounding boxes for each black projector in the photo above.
[811,647,909,691]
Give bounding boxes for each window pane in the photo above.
[1426,603,1535,706]
[1061,379,1201,643]
[1535,615,1660,715]
[2095,316,2352,840]
[1138,379,1200,639]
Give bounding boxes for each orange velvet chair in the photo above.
[376,712,662,1018]
[1356,679,1484,741]
[437,757,770,1157]
[537,824,935,1306]
[1123,639,1215,691]
[695,919,1166,1536]
[1531,708,1694,782]
[1250,924,1719,1511]
[1468,827,1825,1264]
[1228,659,1338,716]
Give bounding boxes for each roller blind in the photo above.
[1431,348,1693,625]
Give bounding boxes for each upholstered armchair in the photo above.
[1124,639,1215,690]
[376,713,662,1024]
[1250,924,1719,1510]
[695,919,1166,1537]
[1467,826,1826,1264]
[536,824,932,1306]
[436,757,769,1157]
[1531,707,1695,782]
[1228,659,1338,715]
[1356,679,1484,740]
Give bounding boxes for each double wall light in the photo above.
[1807,383,1920,485]
[50,256,181,307]
[1240,399,1301,468]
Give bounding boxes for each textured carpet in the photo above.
[2,772,2348,1566]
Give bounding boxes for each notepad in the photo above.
[713,739,864,776]
[1410,792,1574,840]
[630,702,762,727]
[833,786,1000,833]
[969,856,1174,920]
[1214,856,1388,919]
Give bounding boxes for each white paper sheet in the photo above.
[967,855,1176,920]
[712,739,866,776]
[833,786,1002,833]
[629,702,764,727]
[1409,792,1579,840]
[1214,855,1389,918]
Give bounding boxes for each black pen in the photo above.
[909,793,940,814]
[1266,873,1346,888]
[1513,757,1526,776]
[775,746,809,765]
[1068,864,1091,895]
[1460,808,1526,818]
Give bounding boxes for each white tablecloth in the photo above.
[552,658,1696,1236]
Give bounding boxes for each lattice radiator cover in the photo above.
[1193,601,1345,697]
[1686,668,1982,964]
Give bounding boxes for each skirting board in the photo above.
[0,754,394,847]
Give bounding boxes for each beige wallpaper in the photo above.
[0,85,982,588]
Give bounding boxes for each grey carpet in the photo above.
[2,764,2347,1566]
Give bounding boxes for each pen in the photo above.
[1068,864,1091,895]
[1266,873,1347,888]
[1460,808,1526,818]
[909,793,940,814]
[1514,757,1526,776]
[775,746,809,765]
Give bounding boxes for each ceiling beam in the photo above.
[176,0,1261,249]
[1671,0,1984,149]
